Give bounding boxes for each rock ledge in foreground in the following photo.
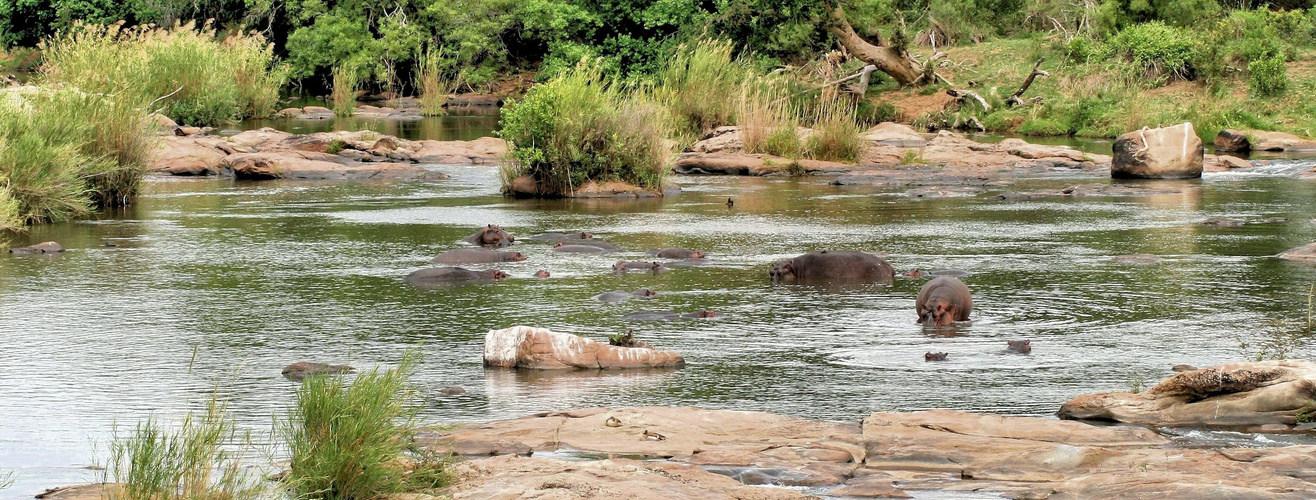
[483,326,685,370]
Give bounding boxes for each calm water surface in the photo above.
[2,161,1316,496]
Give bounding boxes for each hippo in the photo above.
[901,269,924,279]
[9,241,64,254]
[623,310,718,321]
[769,251,894,283]
[915,276,972,326]
[282,362,354,381]
[646,248,706,259]
[528,231,594,241]
[613,260,665,273]
[552,244,606,253]
[534,270,551,279]
[403,267,508,286]
[925,352,948,362]
[462,225,515,247]
[556,240,622,251]
[593,289,656,303]
[1007,340,1032,354]
[431,248,527,264]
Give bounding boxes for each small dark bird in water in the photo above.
[725,198,734,207]
[925,352,948,362]
[103,241,119,247]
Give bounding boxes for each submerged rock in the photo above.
[1057,359,1316,428]
[483,326,685,370]
[1279,242,1316,263]
[1217,129,1316,153]
[281,362,354,380]
[1215,129,1252,153]
[1111,123,1204,179]
[862,122,927,147]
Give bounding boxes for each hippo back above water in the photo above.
[463,225,515,248]
[431,248,526,264]
[769,251,895,283]
[404,267,508,286]
[915,276,972,326]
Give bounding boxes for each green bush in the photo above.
[0,88,151,230]
[41,21,288,126]
[281,352,440,499]
[655,39,751,143]
[1106,21,1198,84]
[1248,54,1288,96]
[499,61,672,197]
[803,97,864,163]
[331,66,358,117]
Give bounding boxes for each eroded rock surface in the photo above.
[421,406,1316,499]
[484,326,685,370]
[1058,359,1316,428]
[1112,123,1204,179]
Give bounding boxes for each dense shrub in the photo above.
[1248,54,1288,96]
[654,40,752,143]
[1106,21,1198,84]
[41,21,287,126]
[499,62,672,197]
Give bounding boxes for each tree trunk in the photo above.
[826,6,924,87]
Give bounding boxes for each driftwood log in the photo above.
[1006,58,1049,108]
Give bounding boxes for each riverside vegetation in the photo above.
[97,352,451,499]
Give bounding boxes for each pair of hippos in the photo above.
[769,250,972,326]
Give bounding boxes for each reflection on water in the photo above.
[2,166,1316,496]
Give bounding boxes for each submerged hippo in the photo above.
[613,260,665,273]
[1007,340,1032,354]
[916,276,973,326]
[404,267,508,286]
[282,362,354,380]
[769,251,894,283]
[534,270,551,279]
[593,289,657,303]
[431,248,527,264]
[462,225,515,248]
[9,241,64,254]
[556,240,622,251]
[552,244,606,253]
[925,352,948,362]
[623,310,718,321]
[646,248,706,259]
[528,231,594,241]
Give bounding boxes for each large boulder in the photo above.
[1215,129,1252,153]
[1112,123,1203,179]
[1279,242,1316,262]
[862,122,927,147]
[1217,129,1316,152]
[1057,359,1316,428]
[483,326,685,370]
[219,151,439,181]
[413,137,505,164]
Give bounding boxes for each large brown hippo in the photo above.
[915,276,972,326]
[431,248,527,264]
[462,225,515,247]
[647,248,706,259]
[9,241,64,254]
[404,267,508,286]
[593,289,657,303]
[613,260,665,273]
[769,251,894,283]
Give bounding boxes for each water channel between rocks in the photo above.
[3,150,1316,497]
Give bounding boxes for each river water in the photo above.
[3,125,1316,496]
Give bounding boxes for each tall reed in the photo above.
[803,91,865,163]
[103,398,266,500]
[331,66,358,117]
[738,78,801,158]
[280,351,434,499]
[417,46,458,116]
[40,21,288,126]
[654,39,751,144]
[500,61,672,196]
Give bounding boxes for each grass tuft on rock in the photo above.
[104,398,266,500]
[331,66,358,118]
[499,61,672,197]
[281,351,449,499]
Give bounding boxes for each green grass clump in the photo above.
[325,139,346,155]
[0,88,151,230]
[499,61,672,197]
[655,39,751,144]
[40,21,288,126]
[281,351,449,499]
[803,95,864,163]
[104,398,266,500]
[417,46,458,116]
[331,66,358,118]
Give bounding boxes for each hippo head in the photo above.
[1007,340,1031,353]
[491,270,509,280]
[903,269,924,278]
[925,352,948,362]
[534,270,550,279]
[553,242,566,248]
[769,260,796,281]
[697,310,717,318]
[511,252,528,262]
[689,251,706,259]
[479,225,513,246]
[919,300,958,326]
[578,232,594,239]
[634,289,656,297]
